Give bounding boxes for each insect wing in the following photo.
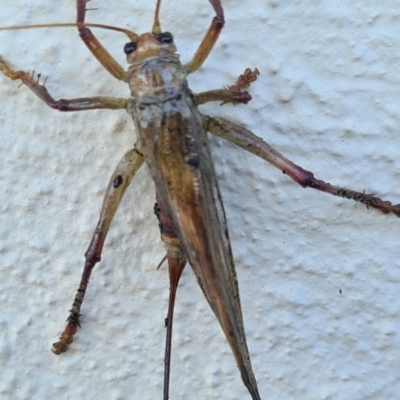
[143,103,260,399]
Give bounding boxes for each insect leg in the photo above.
[227,68,260,92]
[195,89,252,105]
[195,68,259,105]
[0,56,127,111]
[154,200,187,400]
[52,148,144,354]
[184,0,225,73]
[205,115,400,218]
[163,257,186,400]
[76,0,127,81]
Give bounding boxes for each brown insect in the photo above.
[0,0,397,400]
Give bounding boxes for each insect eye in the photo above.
[124,42,137,54]
[158,32,173,44]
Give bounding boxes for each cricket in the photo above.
[1,0,399,398]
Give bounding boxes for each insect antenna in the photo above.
[152,0,162,35]
[0,22,139,42]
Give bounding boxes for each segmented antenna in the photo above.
[152,0,162,35]
[0,22,139,42]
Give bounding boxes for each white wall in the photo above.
[1,1,399,399]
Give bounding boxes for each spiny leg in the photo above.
[0,56,127,111]
[163,257,186,400]
[184,0,225,73]
[195,68,259,105]
[154,200,187,400]
[52,148,144,354]
[204,115,400,218]
[195,89,252,105]
[77,0,126,81]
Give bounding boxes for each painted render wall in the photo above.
[1,1,399,399]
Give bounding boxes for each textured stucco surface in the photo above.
[1,1,399,399]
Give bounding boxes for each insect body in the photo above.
[1,1,400,399]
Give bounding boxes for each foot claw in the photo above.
[52,317,79,355]
[229,68,259,92]
[52,339,70,355]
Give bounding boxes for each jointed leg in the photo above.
[227,68,260,92]
[195,68,259,105]
[77,0,126,81]
[154,199,187,400]
[52,148,144,354]
[195,89,252,105]
[0,56,127,111]
[185,0,225,73]
[205,115,400,218]
[162,257,186,400]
